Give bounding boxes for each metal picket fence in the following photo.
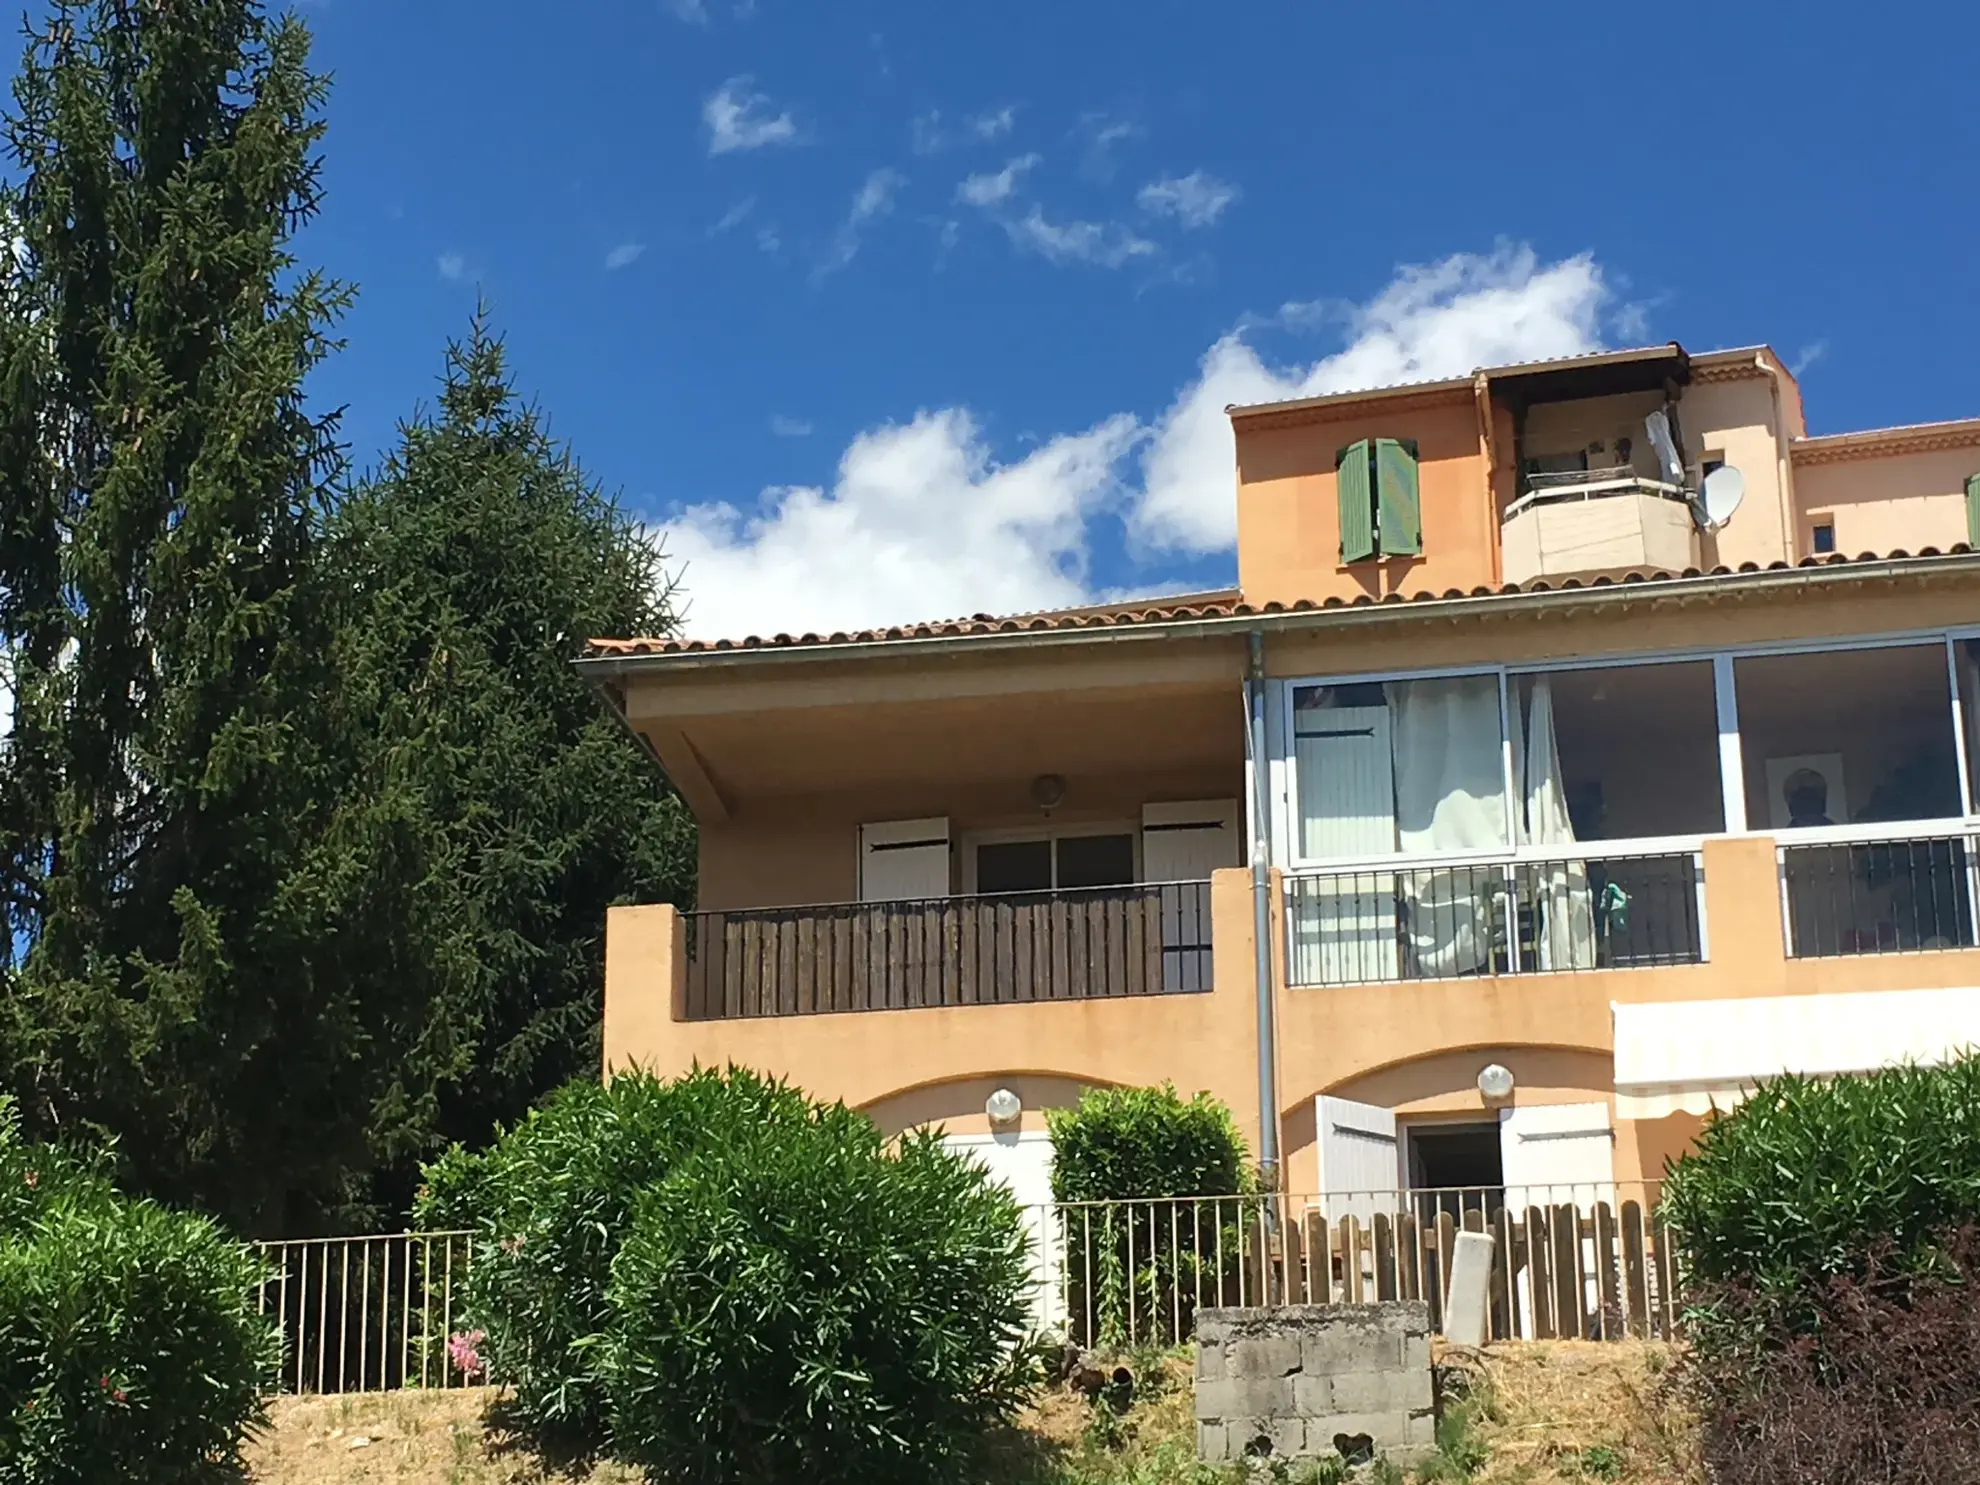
[255,1231,475,1395]
[258,1187,1677,1394]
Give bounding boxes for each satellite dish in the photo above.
[1701,464,1746,528]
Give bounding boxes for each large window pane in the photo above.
[1056,834,1135,888]
[1510,662,1723,842]
[977,840,1052,893]
[1292,675,1508,860]
[1734,645,1962,829]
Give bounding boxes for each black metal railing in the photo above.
[1284,852,1703,988]
[683,880,1213,1019]
[1780,834,1978,958]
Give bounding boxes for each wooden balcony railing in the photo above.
[683,881,1214,1020]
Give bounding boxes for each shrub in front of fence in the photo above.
[421,1066,1038,1481]
[419,1069,767,1447]
[597,1109,1036,1484]
[0,1098,278,1484]
[1662,1056,1980,1304]
[1046,1084,1251,1346]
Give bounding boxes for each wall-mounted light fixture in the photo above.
[1477,1064,1515,1101]
[985,1087,1023,1126]
[1030,774,1067,813]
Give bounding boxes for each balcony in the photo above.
[680,880,1215,1019]
[1284,848,1706,989]
[1779,828,1979,957]
[1499,470,1699,586]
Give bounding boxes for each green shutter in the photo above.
[1374,437,1422,557]
[1337,440,1374,563]
[1967,472,1980,548]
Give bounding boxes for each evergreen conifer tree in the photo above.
[328,318,693,1187]
[0,0,384,1234]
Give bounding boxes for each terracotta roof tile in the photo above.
[584,546,1976,658]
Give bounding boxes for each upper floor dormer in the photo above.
[1229,343,1980,606]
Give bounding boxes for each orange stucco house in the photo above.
[582,342,1980,1215]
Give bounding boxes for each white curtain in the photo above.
[1523,679,1597,970]
[1392,677,1507,976]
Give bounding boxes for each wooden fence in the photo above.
[684,880,1213,1019]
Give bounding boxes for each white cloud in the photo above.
[969,105,1017,141]
[1138,171,1239,229]
[910,110,947,155]
[956,153,1038,208]
[667,410,1136,640]
[1002,206,1156,269]
[655,245,1616,638]
[771,415,814,437]
[1791,339,1828,376]
[604,242,646,270]
[668,0,752,23]
[704,77,799,155]
[708,197,755,236]
[1135,246,1609,552]
[755,225,782,255]
[815,168,904,278]
[436,252,467,281]
[1078,115,1142,178]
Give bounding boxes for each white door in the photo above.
[944,1131,1062,1334]
[1497,1101,1615,1211]
[1314,1095,1400,1224]
[1140,801,1237,992]
[858,818,951,902]
[1289,705,1400,984]
[1498,1102,1616,1339]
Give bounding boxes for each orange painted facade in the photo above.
[589,338,1980,1201]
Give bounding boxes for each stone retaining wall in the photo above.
[1194,1303,1436,1466]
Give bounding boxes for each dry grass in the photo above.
[244,1389,644,1485]
[1454,1342,1698,1485]
[243,1343,1697,1485]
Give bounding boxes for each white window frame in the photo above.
[1275,624,1980,874]
[960,821,1143,894]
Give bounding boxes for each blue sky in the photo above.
[289,0,1980,640]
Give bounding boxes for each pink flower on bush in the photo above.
[447,1329,487,1380]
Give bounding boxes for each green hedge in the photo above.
[1662,1056,1980,1296]
[0,1099,277,1484]
[1046,1084,1248,1204]
[421,1066,1037,1482]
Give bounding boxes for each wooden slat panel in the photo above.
[1526,1208,1555,1340]
[1594,1203,1620,1341]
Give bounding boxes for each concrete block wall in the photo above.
[1195,1303,1436,1466]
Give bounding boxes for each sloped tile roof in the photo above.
[584,547,1977,658]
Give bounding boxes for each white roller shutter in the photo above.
[1140,800,1241,881]
[857,818,951,902]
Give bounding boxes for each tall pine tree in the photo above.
[328,317,694,1190]
[0,0,405,1236]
